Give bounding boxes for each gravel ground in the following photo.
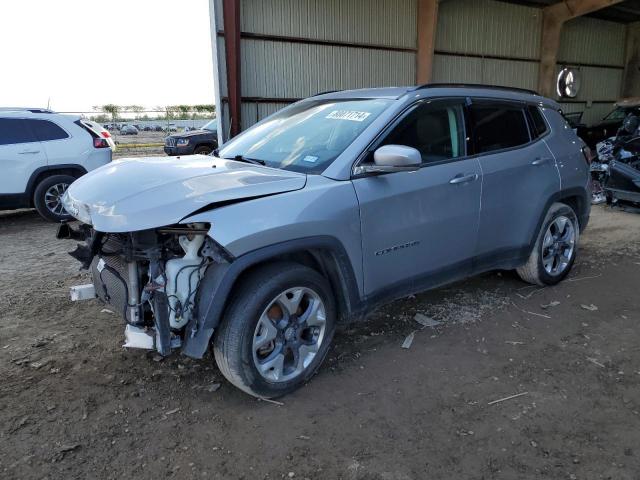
[1,205,639,479]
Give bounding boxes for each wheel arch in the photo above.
[525,186,590,259]
[27,165,87,205]
[181,236,361,359]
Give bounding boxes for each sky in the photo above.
[0,0,215,113]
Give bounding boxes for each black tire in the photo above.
[516,202,579,286]
[213,262,336,398]
[194,145,213,155]
[33,174,76,222]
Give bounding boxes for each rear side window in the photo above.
[470,103,531,153]
[380,101,466,164]
[28,119,69,141]
[0,118,37,145]
[527,105,548,138]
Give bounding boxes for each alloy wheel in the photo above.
[252,287,327,382]
[541,215,576,276]
[44,182,69,216]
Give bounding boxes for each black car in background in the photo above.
[577,98,640,148]
[164,119,218,156]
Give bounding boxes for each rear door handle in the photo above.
[449,173,479,185]
[18,150,40,155]
[531,157,552,166]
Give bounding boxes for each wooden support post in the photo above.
[222,0,241,137]
[622,22,640,98]
[417,0,438,84]
[537,0,623,97]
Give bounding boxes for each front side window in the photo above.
[218,99,392,174]
[28,119,69,141]
[0,118,37,146]
[377,100,465,164]
[470,103,530,153]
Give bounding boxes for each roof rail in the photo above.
[0,107,55,113]
[414,83,539,96]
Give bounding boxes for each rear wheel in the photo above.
[33,174,75,222]
[517,202,579,286]
[213,262,336,398]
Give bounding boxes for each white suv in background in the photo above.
[0,109,114,221]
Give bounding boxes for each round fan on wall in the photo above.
[556,67,581,98]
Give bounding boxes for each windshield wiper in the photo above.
[226,154,266,166]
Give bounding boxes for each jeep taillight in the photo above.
[93,138,109,148]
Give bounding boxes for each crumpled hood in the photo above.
[63,155,307,232]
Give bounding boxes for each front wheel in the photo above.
[517,202,579,286]
[194,145,213,155]
[213,262,336,398]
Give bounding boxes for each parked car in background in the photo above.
[164,119,218,156]
[121,125,138,135]
[577,98,640,148]
[0,108,113,221]
[153,124,163,132]
[61,85,590,398]
[164,123,178,133]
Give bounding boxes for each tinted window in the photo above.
[29,119,69,141]
[380,101,465,164]
[0,118,37,146]
[470,103,530,153]
[528,106,548,138]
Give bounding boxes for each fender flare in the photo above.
[526,186,590,257]
[181,235,361,359]
[26,164,88,198]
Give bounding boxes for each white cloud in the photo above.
[0,0,215,112]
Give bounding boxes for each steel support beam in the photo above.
[537,0,623,97]
[222,0,241,137]
[622,22,640,98]
[416,0,438,84]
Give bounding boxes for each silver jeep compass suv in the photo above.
[59,85,591,398]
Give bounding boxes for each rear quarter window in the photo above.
[470,103,531,154]
[28,119,69,141]
[527,105,548,138]
[0,118,38,145]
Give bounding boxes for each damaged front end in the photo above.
[58,222,232,358]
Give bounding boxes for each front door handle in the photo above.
[531,157,552,166]
[18,150,41,155]
[449,173,478,185]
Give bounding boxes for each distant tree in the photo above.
[102,104,120,123]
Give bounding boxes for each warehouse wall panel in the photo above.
[559,17,626,67]
[435,0,542,59]
[242,39,415,99]
[241,0,417,48]
[433,54,538,91]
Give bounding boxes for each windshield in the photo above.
[202,119,217,131]
[218,98,392,173]
[604,107,629,122]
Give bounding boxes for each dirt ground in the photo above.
[112,131,165,159]
[1,205,640,480]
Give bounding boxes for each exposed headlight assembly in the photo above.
[176,138,190,146]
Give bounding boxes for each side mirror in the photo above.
[355,145,421,175]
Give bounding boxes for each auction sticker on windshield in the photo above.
[326,110,372,122]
